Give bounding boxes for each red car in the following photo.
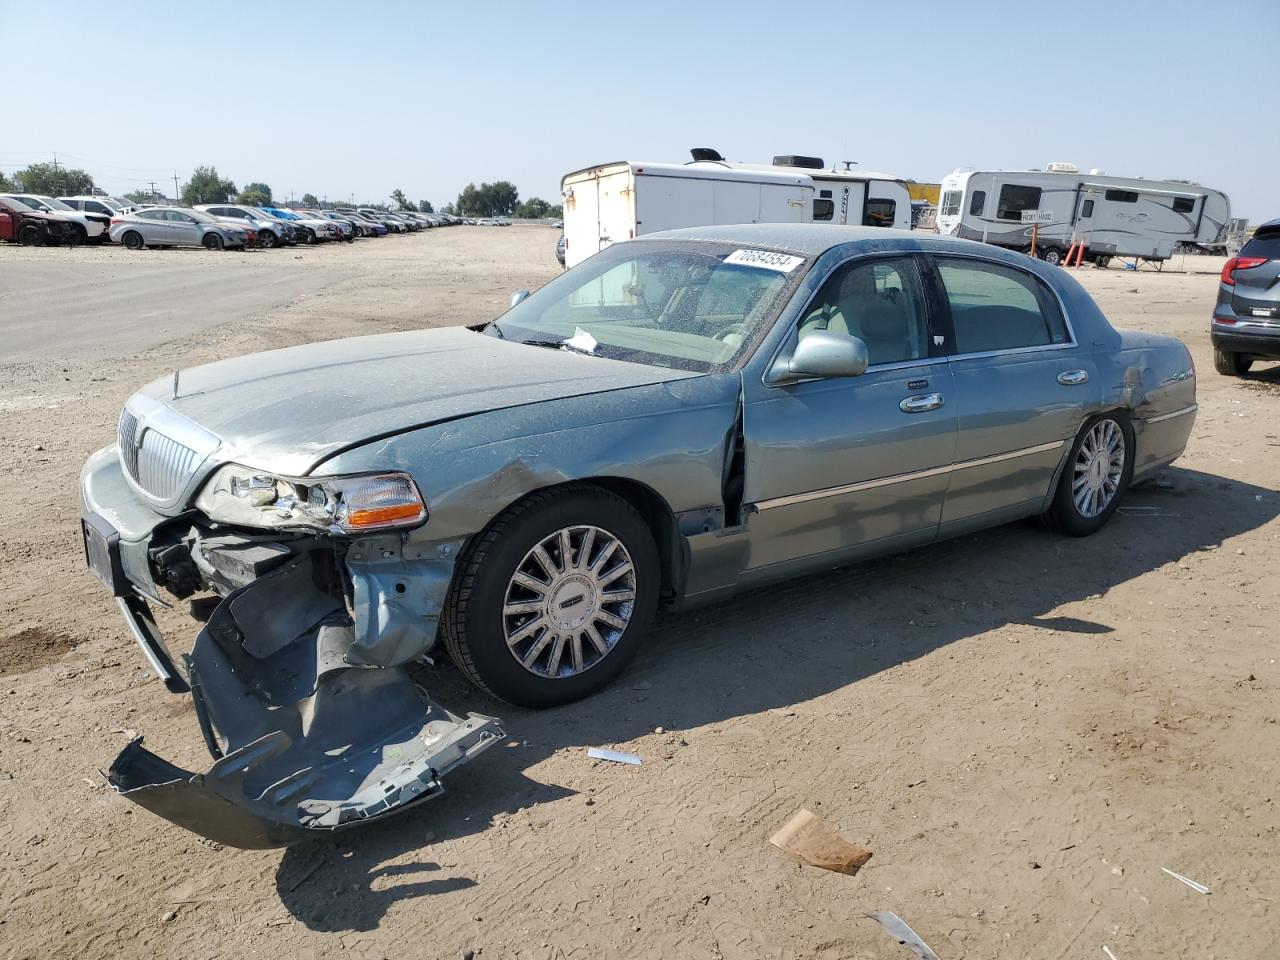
[0,196,76,245]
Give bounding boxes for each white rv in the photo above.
[936,164,1231,266]
[561,151,911,268]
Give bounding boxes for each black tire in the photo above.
[17,224,43,246]
[259,230,278,249]
[65,226,86,247]
[1039,247,1064,267]
[202,232,223,251]
[1092,255,1112,269]
[1048,412,1134,537]
[442,485,660,708]
[121,231,144,250]
[304,227,317,244]
[1213,348,1252,377]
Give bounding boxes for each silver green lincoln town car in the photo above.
[80,224,1197,846]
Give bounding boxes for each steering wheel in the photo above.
[712,322,749,342]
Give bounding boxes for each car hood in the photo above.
[136,326,700,476]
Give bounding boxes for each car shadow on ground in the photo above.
[274,466,1277,931]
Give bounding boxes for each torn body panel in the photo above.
[107,549,502,848]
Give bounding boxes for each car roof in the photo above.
[641,223,1060,274]
[1254,218,1280,235]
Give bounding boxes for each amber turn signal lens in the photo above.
[346,502,426,529]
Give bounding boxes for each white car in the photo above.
[59,193,140,213]
[1,194,110,243]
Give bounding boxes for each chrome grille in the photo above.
[117,408,140,479]
[116,400,217,504]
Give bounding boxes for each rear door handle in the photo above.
[1057,369,1089,385]
[900,393,944,413]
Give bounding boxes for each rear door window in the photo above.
[936,258,1069,354]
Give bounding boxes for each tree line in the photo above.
[1,161,563,219]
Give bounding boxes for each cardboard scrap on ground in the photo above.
[769,808,872,876]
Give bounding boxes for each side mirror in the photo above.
[772,331,869,383]
[508,289,530,308]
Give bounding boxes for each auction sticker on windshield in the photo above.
[724,249,805,273]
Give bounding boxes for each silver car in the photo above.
[109,207,250,250]
[80,224,1196,846]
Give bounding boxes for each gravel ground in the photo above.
[0,228,1276,960]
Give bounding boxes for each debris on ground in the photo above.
[863,911,941,960]
[587,747,642,765]
[769,809,872,876]
[1102,946,1120,960]
[1162,866,1211,894]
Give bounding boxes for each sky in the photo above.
[5,0,1278,219]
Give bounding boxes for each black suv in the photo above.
[1212,218,1280,375]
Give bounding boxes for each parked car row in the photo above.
[0,197,466,250]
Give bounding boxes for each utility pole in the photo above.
[52,152,63,195]
[147,180,158,201]
[172,172,180,204]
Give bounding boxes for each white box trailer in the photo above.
[561,153,911,268]
[936,164,1231,266]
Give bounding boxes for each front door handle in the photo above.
[900,393,944,413]
[1057,369,1089,385]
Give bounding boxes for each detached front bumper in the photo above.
[80,446,502,848]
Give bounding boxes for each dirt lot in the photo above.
[1,228,1277,960]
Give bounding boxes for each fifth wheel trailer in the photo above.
[936,164,1231,266]
[561,152,911,269]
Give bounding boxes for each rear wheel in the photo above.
[202,232,223,251]
[1213,348,1252,377]
[1092,255,1112,269]
[1048,412,1133,536]
[442,485,659,708]
[66,226,86,246]
[122,231,144,251]
[17,224,43,246]
[259,230,277,249]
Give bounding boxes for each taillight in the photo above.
[110,217,122,224]
[1220,256,1267,285]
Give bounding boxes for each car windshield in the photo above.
[100,198,125,212]
[186,209,217,223]
[487,241,806,373]
[35,196,75,211]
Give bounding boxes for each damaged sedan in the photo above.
[80,224,1198,846]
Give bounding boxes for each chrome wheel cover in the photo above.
[1072,419,1125,518]
[502,525,636,679]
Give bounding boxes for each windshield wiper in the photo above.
[516,338,597,357]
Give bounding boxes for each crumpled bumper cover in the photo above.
[106,552,503,849]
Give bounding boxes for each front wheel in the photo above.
[1039,247,1064,267]
[442,486,659,708]
[122,231,144,251]
[1213,348,1252,376]
[304,228,317,244]
[202,232,223,251]
[1048,413,1134,536]
[259,230,277,249]
[17,224,43,246]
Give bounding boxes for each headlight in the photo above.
[195,465,426,534]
